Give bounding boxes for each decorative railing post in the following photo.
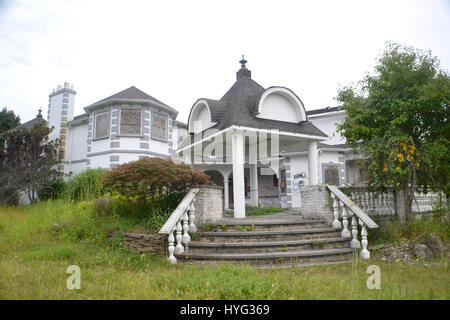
[175,220,184,254]
[167,228,177,264]
[340,202,351,238]
[189,200,197,233]
[331,193,341,229]
[349,211,360,249]
[359,220,370,259]
[182,210,190,247]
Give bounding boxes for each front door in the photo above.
[323,165,339,185]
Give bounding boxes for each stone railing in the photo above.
[326,185,379,260]
[159,188,199,264]
[341,187,445,217]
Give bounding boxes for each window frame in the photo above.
[151,111,169,142]
[118,107,143,137]
[93,110,110,140]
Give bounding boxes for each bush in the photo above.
[38,179,67,201]
[102,157,211,214]
[67,169,108,201]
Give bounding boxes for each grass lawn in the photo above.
[0,200,448,300]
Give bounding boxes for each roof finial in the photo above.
[37,108,42,118]
[239,55,247,69]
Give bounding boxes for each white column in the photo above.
[232,130,245,218]
[308,141,319,185]
[223,179,229,210]
[249,164,258,207]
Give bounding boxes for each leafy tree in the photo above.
[337,42,450,220]
[0,122,59,203]
[0,107,21,149]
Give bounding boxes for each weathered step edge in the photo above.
[189,237,348,249]
[177,247,355,261]
[197,227,340,237]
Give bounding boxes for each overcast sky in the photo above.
[1,0,449,123]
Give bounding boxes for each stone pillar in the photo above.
[223,179,229,210]
[300,185,334,223]
[308,141,319,185]
[232,130,245,218]
[194,185,224,225]
[249,164,258,207]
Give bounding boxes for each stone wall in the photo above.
[194,185,223,225]
[109,231,167,257]
[299,184,334,223]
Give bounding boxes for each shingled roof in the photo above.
[188,62,327,137]
[179,62,328,150]
[17,110,47,130]
[84,86,177,116]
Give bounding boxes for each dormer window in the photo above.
[120,108,142,136]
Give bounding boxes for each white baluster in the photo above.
[340,202,351,238]
[167,229,177,264]
[182,210,190,245]
[188,200,197,233]
[359,221,370,260]
[350,211,360,248]
[331,193,341,229]
[175,220,184,254]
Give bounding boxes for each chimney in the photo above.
[236,55,251,80]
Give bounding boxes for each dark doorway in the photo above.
[323,165,339,185]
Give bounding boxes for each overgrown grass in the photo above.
[66,169,108,202]
[0,200,448,299]
[371,211,450,245]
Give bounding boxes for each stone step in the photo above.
[194,227,341,242]
[176,247,355,266]
[199,220,328,232]
[188,237,350,254]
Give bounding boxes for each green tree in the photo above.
[0,107,21,149]
[0,122,59,203]
[337,42,450,220]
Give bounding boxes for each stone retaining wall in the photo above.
[109,231,167,257]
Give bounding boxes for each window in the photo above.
[120,109,142,135]
[94,112,110,139]
[151,112,168,141]
[280,169,287,193]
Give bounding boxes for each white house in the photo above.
[45,83,187,177]
[38,59,361,217]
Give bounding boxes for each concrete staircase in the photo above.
[175,213,355,268]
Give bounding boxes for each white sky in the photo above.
[1,0,449,123]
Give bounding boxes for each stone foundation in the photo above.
[194,185,223,225]
[300,184,334,223]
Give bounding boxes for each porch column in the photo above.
[223,179,229,210]
[308,141,319,185]
[232,130,245,218]
[249,164,258,207]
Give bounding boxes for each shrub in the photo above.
[67,169,108,201]
[38,179,67,201]
[102,157,211,213]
